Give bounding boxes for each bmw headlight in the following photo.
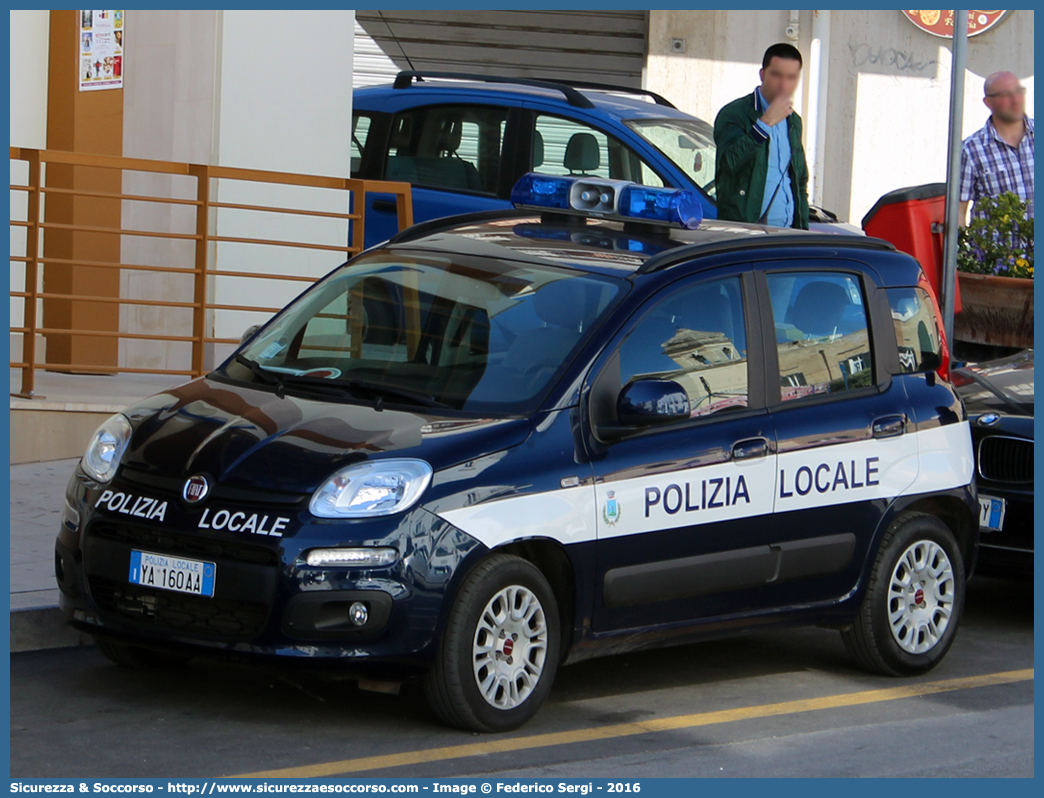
[309,459,433,519]
[82,414,132,483]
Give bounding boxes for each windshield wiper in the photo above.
[231,355,447,409]
[232,353,288,397]
[280,374,448,409]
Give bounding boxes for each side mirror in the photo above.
[240,324,261,345]
[617,379,691,427]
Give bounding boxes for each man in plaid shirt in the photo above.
[959,71,1034,224]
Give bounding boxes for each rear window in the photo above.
[887,287,943,373]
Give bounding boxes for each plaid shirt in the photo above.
[960,116,1034,219]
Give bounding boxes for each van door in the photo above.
[584,265,780,632]
[756,262,921,609]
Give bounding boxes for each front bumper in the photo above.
[55,467,484,677]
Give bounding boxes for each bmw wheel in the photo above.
[424,553,560,732]
[842,512,965,676]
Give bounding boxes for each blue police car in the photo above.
[352,71,859,249]
[55,175,976,733]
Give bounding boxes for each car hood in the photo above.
[954,349,1034,417]
[118,377,532,495]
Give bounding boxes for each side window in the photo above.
[766,272,873,401]
[533,115,665,188]
[351,113,372,178]
[887,287,943,372]
[617,277,749,417]
[384,105,507,194]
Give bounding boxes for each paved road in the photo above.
[11,575,1033,779]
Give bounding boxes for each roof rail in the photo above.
[635,234,897,274]
[385,208,524,245]
[543,79,676,109]
[392,71,596,109]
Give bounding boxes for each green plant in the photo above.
[957,191,1033,279]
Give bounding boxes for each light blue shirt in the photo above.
[754,87,795,228]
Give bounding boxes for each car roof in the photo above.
[354,80,699,122]
[382,211,900,279]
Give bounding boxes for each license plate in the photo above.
[128,550,216,597]
[978,495,1006,532]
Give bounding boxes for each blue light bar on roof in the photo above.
[510,172,702,230]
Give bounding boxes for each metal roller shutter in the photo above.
[354,10,648,89]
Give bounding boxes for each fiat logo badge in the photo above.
[183,475,210,504]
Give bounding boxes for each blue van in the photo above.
[352,72,859,248]
[56,175,976,732]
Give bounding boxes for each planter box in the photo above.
[954,272,1034,349]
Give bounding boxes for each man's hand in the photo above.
[760,95,794,127]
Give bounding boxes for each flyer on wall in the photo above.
[79,9,124,91]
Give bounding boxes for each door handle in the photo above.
[732,438,769,461]
[371,199,399,213]
[872,415,906,439]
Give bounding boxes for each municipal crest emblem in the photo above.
[602,491,620,526]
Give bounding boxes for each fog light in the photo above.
[304,547,398,567]
[349,602,369,626]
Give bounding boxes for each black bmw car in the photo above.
[953,350,1034,576]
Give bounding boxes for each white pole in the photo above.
[941,11,968,348]
[807,10,831,207]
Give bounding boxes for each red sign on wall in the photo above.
[902,10,1009,38]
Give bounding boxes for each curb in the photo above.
[11,602,92,653]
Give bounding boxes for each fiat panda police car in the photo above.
[55,174,977,733]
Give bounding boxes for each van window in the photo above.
[384,105,507,194]
[887,287,943,372]
[616,276,748,417]
[766,272,873,401]
[351,113,372,178]
[533,115,665,187]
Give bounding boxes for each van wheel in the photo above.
[842,512,965,676]
[94,637,191,669]
[424,554,560,732]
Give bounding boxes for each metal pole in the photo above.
[940,10,969,347]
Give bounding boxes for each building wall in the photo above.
[646,9,1034,226]
[10,10,51,347]
[119,9,355,371]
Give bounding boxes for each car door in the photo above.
[362,103,520,248]
[755,260,921,608]
[583,264,781,633]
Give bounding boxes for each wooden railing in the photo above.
[9,148,412,397]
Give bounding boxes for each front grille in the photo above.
[978,436,1034,483]
[88,576,269,641]
[90,521,280,566]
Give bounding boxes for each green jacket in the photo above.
[713,92,810,229]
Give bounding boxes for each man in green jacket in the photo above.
[714,43,810,229]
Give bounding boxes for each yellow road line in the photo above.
[233,668,1033,778]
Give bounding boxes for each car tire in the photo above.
[424,553,560,733]
[842,512,965,676]
[94,637,191,669]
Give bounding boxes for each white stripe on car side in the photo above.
[434,422,973,549]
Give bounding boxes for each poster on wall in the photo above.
[902,10,1010,38]
[79,9,124,91]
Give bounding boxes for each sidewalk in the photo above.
[10,458,93,651]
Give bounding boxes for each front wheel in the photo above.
[424,554,560,732]
[842,512,965,676]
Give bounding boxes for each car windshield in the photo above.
[625,117,717,199]
[225,249,624,415]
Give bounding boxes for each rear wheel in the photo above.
[842,512,965,676]
[94,637,191,669]
[424,554,560,732]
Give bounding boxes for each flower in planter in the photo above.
[957,191,1034,279]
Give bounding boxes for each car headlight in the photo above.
[309,459,433,519]
[82,414,132,483]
